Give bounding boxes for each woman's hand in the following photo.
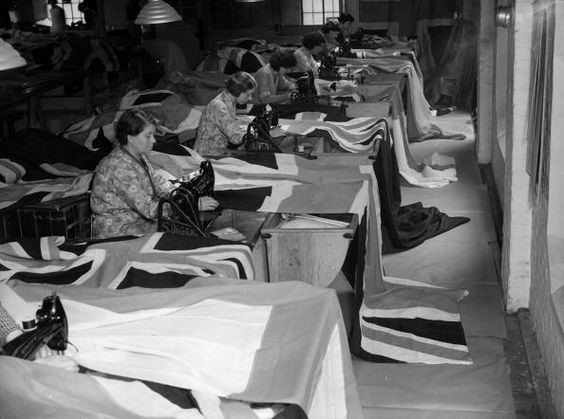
[198,196,219,211]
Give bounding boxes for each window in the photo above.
[47,0,84,26]
[302,0,340,25]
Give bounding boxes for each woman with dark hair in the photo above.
[292,32,326,74]
[194,71,257,155]
[91,109,218,238]
[321,21,342,52]
[253,48,297,104]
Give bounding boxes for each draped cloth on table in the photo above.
[266,105,469,251]
[148,150,472,365]
[0,235,362,418]
[275,97,457,187]
[336,56,466,142]
[357,0,462,78]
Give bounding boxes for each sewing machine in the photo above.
[1,292,68,360]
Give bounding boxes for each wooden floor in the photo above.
[351,112,553,418]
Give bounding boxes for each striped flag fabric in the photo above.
[278,117,385,153]
[148,152,472,365]
[0,174,92,212]
[0,233,254,287]
[0,276,362,418]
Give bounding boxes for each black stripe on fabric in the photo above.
[59,235,138,256]
[225,257,247,279]
[218,154,279,170]
[132,92,172,106]
[1,191,50,213]
[16,238,42,260]
[362,316,467,346]
[13,261,93,285]
[0,263,9,271]
[215,187,272,211]
[154,233,235,251]
[117,267,198,289]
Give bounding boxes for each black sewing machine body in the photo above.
[243,105,283,153]
[1,292,68,360]
[290,71,318,105]
[158,161,216,237]
[319,54,341,81]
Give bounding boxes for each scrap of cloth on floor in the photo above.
[0,235,362,419]
[149,150,473,365]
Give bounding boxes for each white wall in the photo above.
[499,0,533,311]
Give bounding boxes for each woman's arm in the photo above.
[211,101,246,145]
[109,167,162,220]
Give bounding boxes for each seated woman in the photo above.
[193,71,257,156]
[253,48,297,105]
[321,21,342,53]
[292,32,326,74]
[91,109,218,239]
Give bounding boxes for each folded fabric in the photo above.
[0,159,26,184]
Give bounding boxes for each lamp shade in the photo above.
[135,0,182,25]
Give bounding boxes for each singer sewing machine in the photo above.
[157,160,216,237]
[319,54,341,81]
[290,71,318,105]
[1,292,68,360]
[243,104,284,153]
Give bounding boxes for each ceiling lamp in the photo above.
[135,0,182,25]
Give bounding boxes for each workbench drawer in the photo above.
[260,213,357,287]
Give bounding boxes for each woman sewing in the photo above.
[91,109,218,239]
[193,71,257,156]
[292,32,326,74]
[253,48,297,105]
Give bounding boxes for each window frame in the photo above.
[301,0,341,26]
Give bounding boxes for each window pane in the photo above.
[313,13,324,24]
[303,13,314,25]
[313,0,323,10]
[302,0,313,13]
[324,0,333,11]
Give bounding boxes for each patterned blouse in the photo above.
[193,91,246,156]
[0,301,19,346]
[253,64,295,104]
[90,147,175,239]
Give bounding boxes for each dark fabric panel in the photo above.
[153,233,238,251]
[14,238,43,260]
[374,139,470,254]
[215,187,272,212]
[132,92,173,105]
[13,261,93,285]
[363,316,467,345]
[225,257,247,280]
[218,153,279,170]
[117,267,199,289]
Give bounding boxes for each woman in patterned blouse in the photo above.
[91,109,218,238]
[193,71,257,156]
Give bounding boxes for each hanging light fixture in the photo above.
[135,0,182,25]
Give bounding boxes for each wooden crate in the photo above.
[16,194,92,242]
[260,213,358,287]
